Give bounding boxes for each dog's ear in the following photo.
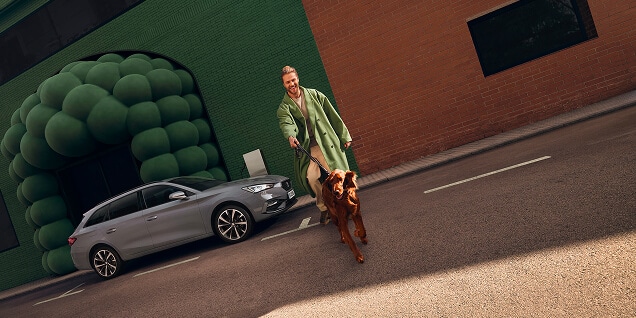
[324,170,336,184]
[344,171,357,189]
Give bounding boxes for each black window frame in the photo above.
[0,0,144,85]
[468,0,598,76]
[0,192,19,252]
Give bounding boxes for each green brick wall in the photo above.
[0,0,357,290]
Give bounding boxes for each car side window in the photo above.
[108,192,140,220]
[84,205,110,227]
[142,185,193,209]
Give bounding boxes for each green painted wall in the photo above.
[0,0,357,290]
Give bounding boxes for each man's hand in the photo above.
[288,136,298,148]
[344,141,352,149]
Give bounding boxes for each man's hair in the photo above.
[281,66,297,79]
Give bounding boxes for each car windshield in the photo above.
[169,177,226,191]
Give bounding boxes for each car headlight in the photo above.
[242,184,275,193]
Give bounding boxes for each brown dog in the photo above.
[322,169,368,263]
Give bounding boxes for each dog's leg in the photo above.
[351,204,368,245]
[337,214,364,263]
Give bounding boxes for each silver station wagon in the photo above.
[68,175,296,278]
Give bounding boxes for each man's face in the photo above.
[282,72,300,97]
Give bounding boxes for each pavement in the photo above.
[1,89,635,302]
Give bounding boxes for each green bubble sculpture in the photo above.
[1,52,227,275]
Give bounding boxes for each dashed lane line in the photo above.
[424,156,551,194]
[261,217,317,241]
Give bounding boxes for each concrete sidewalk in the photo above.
[1,89,635,301]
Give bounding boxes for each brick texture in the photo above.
[303,0,636,173]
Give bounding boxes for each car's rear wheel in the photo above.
[213,205,254,243]
[91,246,124,279]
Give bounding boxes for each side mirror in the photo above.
[168,191,188,200]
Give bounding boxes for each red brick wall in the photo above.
[302,0,636,174]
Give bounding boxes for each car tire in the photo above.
[91,246,124,279]
[213,205,254,243]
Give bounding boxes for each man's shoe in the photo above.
[320,211,330,225]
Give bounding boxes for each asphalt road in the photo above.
[0,106,634,317]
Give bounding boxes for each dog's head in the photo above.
[325,169,357,200]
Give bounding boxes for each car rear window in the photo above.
[85,205,109,227]
[170,177,225,191]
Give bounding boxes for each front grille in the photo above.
[281,180,291,191]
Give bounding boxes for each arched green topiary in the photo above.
[1,52,226,277]
[38,218,75,251]
[68,61,100,82]
[3,122,26,156]
[200,143,220,168]
[174,69,194,94]
[190,170,214,178]
[127,101,162,136]
[39,72,82,110]
[25,206,38,230]
[192,118,211,144]
[11,153,42,180]
[30,196,67,227]
[174,146,207,175]
[11,108,21,125]
[146,68,182,100]
[19,94,40,124]
[41,251,53,275]
[156,95,190,125]
[86,96,130,144]
[16,183,30,206]
[45,112,97,157]
[62,84,109,120]
[25,104,58,138]
[150,58,174,70]
[21,173,58,203]
[131,127,171,162]
[140,153,180,182]
[208,167,228,181]
[85,62,121,92]
[19,132,67,169]
[119,57,153,76]
[47,245,76,275]
[113,74,153,106]
[183,94,203,120]
[8,161,22,183]
[96,53,124,63]
[165,120,198,151]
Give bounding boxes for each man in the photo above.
[277,65,352,225]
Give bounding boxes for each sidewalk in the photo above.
[2,89,635,301]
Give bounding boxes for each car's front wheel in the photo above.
[91,246,124,279]
[213,205,254,243]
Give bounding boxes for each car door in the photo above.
[141,185,207,248]
[99,192,154,259]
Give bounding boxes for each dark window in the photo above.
[108,192,140,220]
[85,205,110,227]
[0,193,19,252]
[142,185,192,209]
[0,0,143,85]
[468,0,597,76]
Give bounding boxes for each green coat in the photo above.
[277,87,351,196]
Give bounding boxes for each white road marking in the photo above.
[424,156,552,194]
[33,283,85,306]
[133,256,200,277]
[261,217,318,241]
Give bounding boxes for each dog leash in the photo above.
[294,140,330,183]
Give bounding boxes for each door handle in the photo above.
[106,228,116,234]
[146,215,158,221]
